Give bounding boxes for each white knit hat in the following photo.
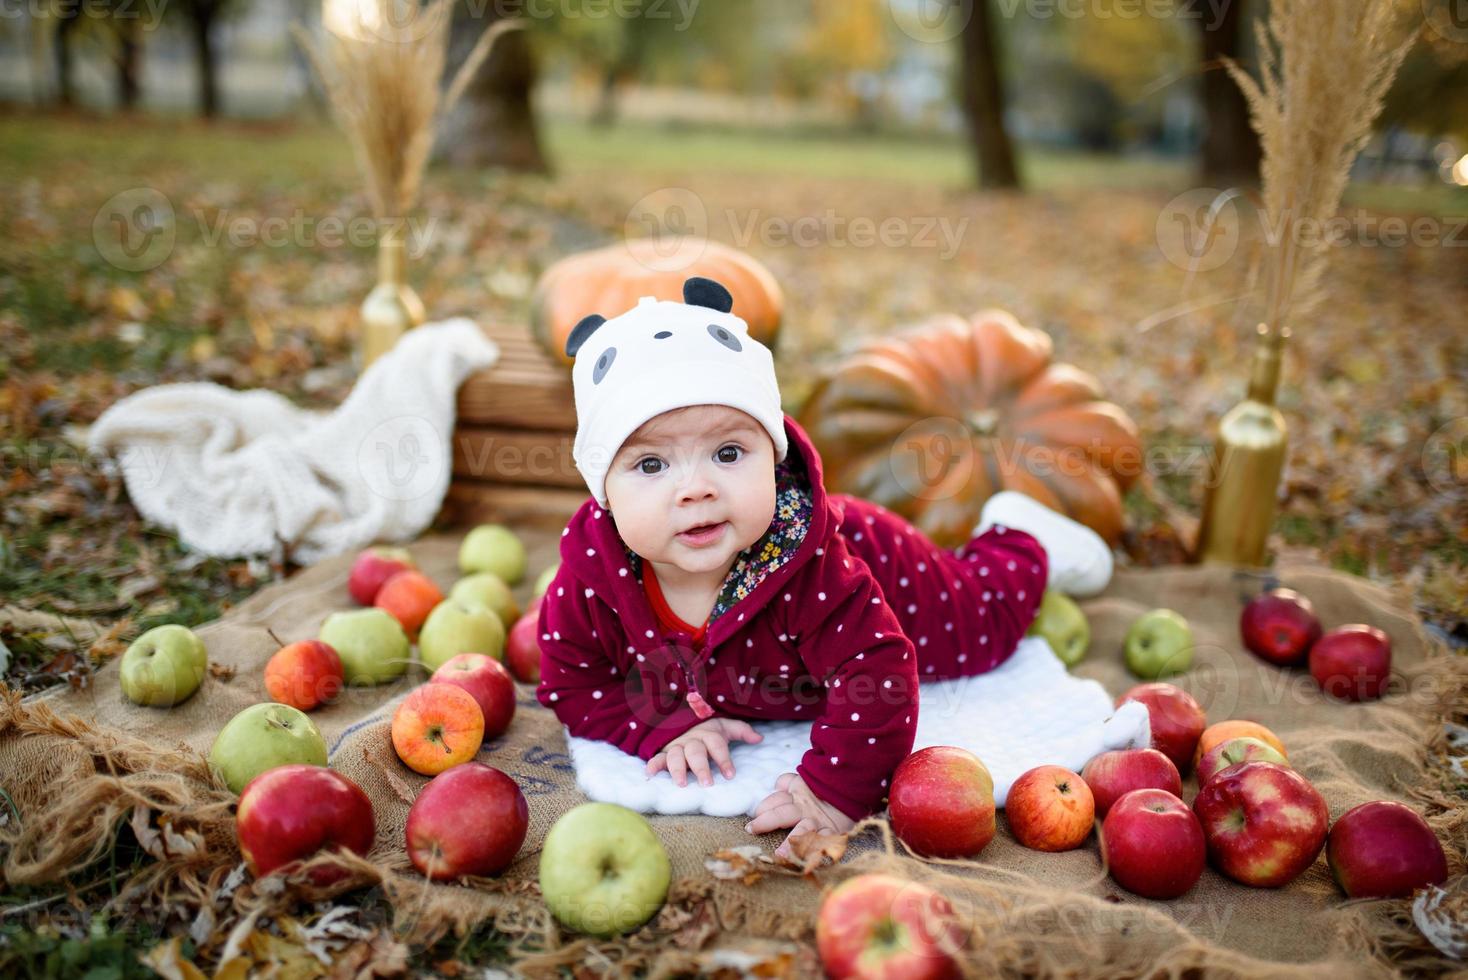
[567,277,788,508]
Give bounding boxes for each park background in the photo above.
[0,1,1466,968]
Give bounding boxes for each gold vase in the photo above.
[1195,323,1289,566]
[360,226,425,369]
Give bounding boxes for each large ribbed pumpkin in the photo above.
[798,311,1143,546]
[530,238,783,366]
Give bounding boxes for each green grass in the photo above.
[0,115,353,186]
[3,113,1461,212]
[542,116,1192,189]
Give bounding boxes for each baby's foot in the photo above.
[973,491,1113,597]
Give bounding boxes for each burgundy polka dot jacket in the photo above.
[535,414,1047,821]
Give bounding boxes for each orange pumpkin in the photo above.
[530,238,784,367]
[798,310,1143,547]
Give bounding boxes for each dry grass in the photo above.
[1224,0,1417,330]
[293,0,520,222]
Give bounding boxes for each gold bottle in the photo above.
[360,223,425,369]
[1195,323,1288,566]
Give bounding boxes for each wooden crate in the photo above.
[440,322,587,529]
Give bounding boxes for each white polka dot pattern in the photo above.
[566,638,1151,815]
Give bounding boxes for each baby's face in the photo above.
[604,405,777,580]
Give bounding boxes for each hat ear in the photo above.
[565,314,606,358]
[683,277,733,314]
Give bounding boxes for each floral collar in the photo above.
[623,453,813,625]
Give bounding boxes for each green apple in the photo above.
[1026,591,1090,667]
[1124,608,1195,679]
[319,608,410,685]
[539,803,670,937]
[209,702,328,794]
[533,563,559,599]
[458,524,527,584]
[119,624,209,706]
[448,572,517,626]
[418,598,506,672]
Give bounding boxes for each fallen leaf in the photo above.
[86,616,134,661]
[131,806,203,861]
[363,740,418,805]
[1414,878,1468,960]
[705,845,771,885]
[140,935,209,980]
[781,830,848,874]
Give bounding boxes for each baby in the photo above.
[535,277,1112,858]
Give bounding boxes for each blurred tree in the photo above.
[51,0,81,107]
[959,0,1020,188]
[44,0,150,110]
[1045,10,1195,150]
[165,0,245,117]
[788,0,893,124]
[1381,1,1468,141]
[537,0,663,126]
[435,4,548,172]
[537,0,773,105]
[1197,0,1260,184]
[106,3,144,110]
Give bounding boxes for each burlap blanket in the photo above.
[2,530,1464,977]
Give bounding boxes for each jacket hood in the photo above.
[557,413,842,647]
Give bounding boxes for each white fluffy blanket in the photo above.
[86,319,498,563]
[567,636,1151,817]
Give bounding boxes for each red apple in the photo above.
[1005,765,1094,852]
[889,746,996,859]
[430,653,516,739]
[1327,801,1448,899]
[264,640,344,712]
[1195,736,1289,788]
[1101,788,1205,900]
[1192,761,1328,888]
[1080,748,1182,818]
[506,597,543,684]
[405,762,529,880]
[347,546,415,606]
[1310,624,1392,702]
[1195,720,1287,769]
[815,873,963,980]
[1240,588,1322,667]
[391,684,485,776]
[1115,682,1206,774]
[236,764,374,885]
[374,570,443,639]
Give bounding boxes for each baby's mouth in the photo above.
[677,521,728,546]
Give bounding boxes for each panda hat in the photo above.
[567,276,789,509]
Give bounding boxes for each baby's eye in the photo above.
[637,457,665,475]
[716,444,743,464]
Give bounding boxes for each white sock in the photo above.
[972,491,1113,597]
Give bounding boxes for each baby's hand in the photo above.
[645,717,763,787]
[747,772,857,860]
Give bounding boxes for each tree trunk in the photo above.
[1199,0,1261,185]
[591,9,652,129]
[116,19,142,110]
[434,4,549,172]
[957,0,1020,190]
[191,3,219,118]
[53,9,80,107]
